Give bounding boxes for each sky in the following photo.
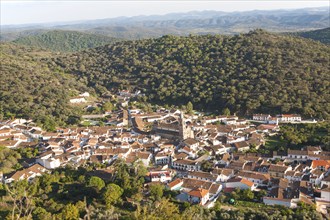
[1,1,329,25]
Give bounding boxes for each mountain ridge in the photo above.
[1,7,329,41]
[12,30,119,52]
[52,30,330,119]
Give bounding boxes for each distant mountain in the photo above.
[290,27,330,44]
[0,29,48,42]
[13,30,119,52]
[1,7,329,40]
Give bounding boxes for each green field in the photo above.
[264,135,288,151]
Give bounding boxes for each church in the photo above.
[153,112,194,141]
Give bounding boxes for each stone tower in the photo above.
[179,112,194,140]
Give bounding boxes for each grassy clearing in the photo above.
[265,135,288,151]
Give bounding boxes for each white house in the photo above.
[211,168,234,182]
[154,151,172,165]
[237,171,270,186]
[276,114,301,122]
[187,171,219,182]
[188,188,210,205]
[4,164,48,183]
[36,157,61,169]
[79,92,90,97]
[172,159,201,171]
[253,114,271,121]
[184,138,200,151]
[70,97,87,104]
[225,177,256,190]
[137,151,152,167]
[287,149,309,161]
[149,170,172,183]
[309,170,325,186]
[263,197,297,208]
[167,178,184,190]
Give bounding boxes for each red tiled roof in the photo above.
[311,160,330,169]
[168,178,182,188]
[241,178,254,187]
[188,188,209,198]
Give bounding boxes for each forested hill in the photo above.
[0,43,90,128]
[55,30,330,119]
[13,30,118,52]
[291,27,330,45]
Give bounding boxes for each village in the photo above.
[0,90,329,216]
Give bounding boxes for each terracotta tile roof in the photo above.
[211,168,232,176]
[233,141,250,149]
[173,152,189,160]
[137,151,152,160]
[188,188,209,198]
[182,178,213,190]
[185,138,198,145]
[173,159,197,166]
[227,177,254,187]
[238,170,270,182]
[268,164,289,173]
[182,146,192,152]
[209,184,221,194]
[188,171,217,181]
[7,164,47,181]
[240,178,254,187]
[311,160,330,169]
[168,178,183,188]
[288,149,308,156]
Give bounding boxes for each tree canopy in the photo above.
[55,30,330,119]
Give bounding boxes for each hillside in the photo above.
[0,29,49,42]
[13,30,118,52]
[54,30,330,119]
[292,27,330,44]
[0,43,90,128]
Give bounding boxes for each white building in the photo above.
[70,97,87,103]
[188,188,210,205]
[263,197,297,208]
[276,114,301,122]
[149,170,172,183]
[36,157,61,169]
[225,177,257,190]
[172,159,201,171]
[253,114,271,121]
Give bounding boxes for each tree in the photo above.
[242,189,254,201]
[5,180,36,220]
[102,102,113,112]
[201,161,213,172]
[150,184,164,201]
[90,206,121,220]
[222,108,231,116]
[183,205,215,220]
[61,204,79,220]
[103,183,123,207]
[42,116,56,131]
[133,160,147,177]
[186,101,193,114]
[67,115,82,125]
[32,207,52,220]
[88,176,105,192]
[134,199,181,220]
